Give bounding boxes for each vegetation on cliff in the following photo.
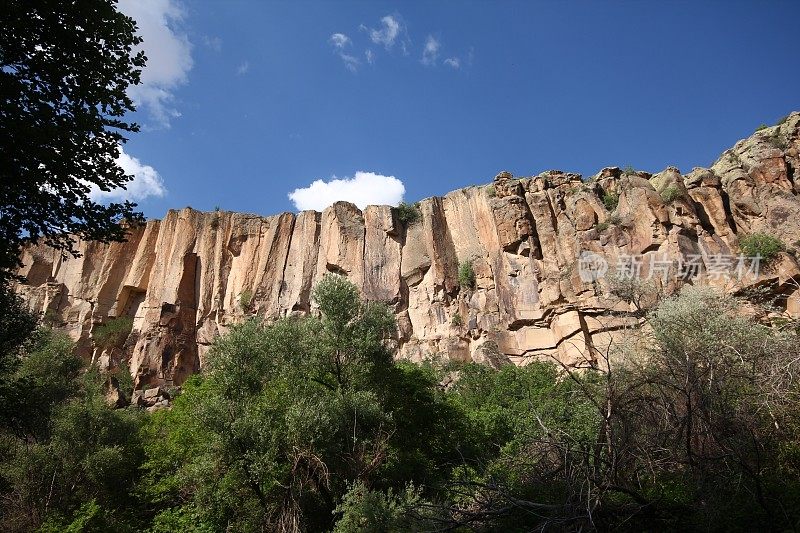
[739,232,786,264]
[1,275,799,531]
[2,1,799,530]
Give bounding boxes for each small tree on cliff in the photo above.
[0,0,147,282]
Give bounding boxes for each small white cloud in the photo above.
[118,0,193,129]
[89,147,167,203]
[365,49,375,64]
[288,171,405,211]
[329,33,351,49]
[444,57,460,69]
[363,15,404,50]
[329,32,360,72]
[340,54,360,72]
[236,60,250,75]
[421,35,440,66]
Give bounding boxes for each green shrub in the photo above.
[0,286,39,358]
[776,114,790,126]
[114,361,134,396]
[238,289,253,310]
[661,185,682,203]
[622,165,636,176]
[755,123,768,132]
[458,261,476,290]
[485,185,496,198]
[595,221,610,232]
[602,191,619,211]
[396,202,421,225]
[93,317,133,350]
[451,312,462,327]
[43,309,62,328]
[333,482,430,532]
[141,275,460,532]
[739,233,784,263]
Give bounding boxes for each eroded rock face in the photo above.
[15,113,800,386]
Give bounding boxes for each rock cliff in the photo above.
[15,113,800,387]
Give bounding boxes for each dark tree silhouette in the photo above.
[0,0,147,281]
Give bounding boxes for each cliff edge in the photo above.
[15,113,800,388]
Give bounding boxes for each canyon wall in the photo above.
[15,113,800,387]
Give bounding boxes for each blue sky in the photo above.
[112,0,800,219]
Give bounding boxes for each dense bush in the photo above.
[395,202,421,225]
[602,191,619,211]
[458,260,476,289]
[141,275,465,531]
[333,482,432,532]
[238,289,253,310]
[739,232,785,263]
[0,329,147,531]
[0,286,39,360]
[617,288,800,529]
[2,276,800,531]
[92,316,134,350]
[660,184,681,202]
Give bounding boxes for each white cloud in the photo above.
[329,33,351,49]
[444,57,460,69]
[89,147,167,203]
[288,171,405,211]
[329,32,360,72]
[365,49,375,64]
[236,60,250,75]
[340,54,360,72]
[362,15,405,50]
[421,35,440,66]
[118,0,193,128]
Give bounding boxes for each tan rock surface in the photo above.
[14,112,800,386]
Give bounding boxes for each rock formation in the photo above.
[15,113,800,387]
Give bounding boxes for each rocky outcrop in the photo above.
[15,113,800,387]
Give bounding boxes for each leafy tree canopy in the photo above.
[0,0,147,281]
[2,277,800,531]
[143,275,464,531]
